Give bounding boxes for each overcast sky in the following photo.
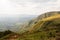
[0,0,60,17]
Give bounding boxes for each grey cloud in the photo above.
[8,0,60,15]
[10,0,57,3]
[9,0,57,7]
[32,0,50,3]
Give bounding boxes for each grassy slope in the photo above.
[1,14,60,40]
[16,15,60,40]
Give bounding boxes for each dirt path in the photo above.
[4,33,20,40]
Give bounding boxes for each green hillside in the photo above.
[17,15,60,40]
[0,11,60,40]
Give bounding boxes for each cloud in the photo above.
[0,0,60,16]
[10,0,57,3]
[9,0,60,15]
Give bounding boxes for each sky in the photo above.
[0,0,60,17]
